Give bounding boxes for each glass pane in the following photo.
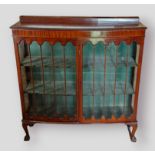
[82,41,137,120]
[19,41,77,120]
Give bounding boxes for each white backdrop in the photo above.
[0,4,155,150]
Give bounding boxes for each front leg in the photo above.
[22,123,30,141]
[126,123,137,142]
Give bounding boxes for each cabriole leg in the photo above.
[22,123,30,141]
[126,123,137,142]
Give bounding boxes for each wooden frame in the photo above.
[11,16,146,142]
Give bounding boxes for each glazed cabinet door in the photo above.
[81,41,138,122]
[18,40,77,121]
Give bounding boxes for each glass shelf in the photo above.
[83,105,133,119]
[83,56,137,69]
[25,81,76,95]
[83,81,134,95]
[113,57,137,67]
[24,80,133,96]
[21,55,136,68]
[21,56,76,68]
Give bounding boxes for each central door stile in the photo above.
[76,41,83,122]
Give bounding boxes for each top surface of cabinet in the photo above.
[10,16,146,30]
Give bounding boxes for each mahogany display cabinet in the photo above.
[10,16,146,142]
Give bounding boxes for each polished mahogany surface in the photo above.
[11,16,146,142]
[11,16,146,30]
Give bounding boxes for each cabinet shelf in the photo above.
[24,81,76,95]
[83,56,137,68]
[21,55,136,68]
[21,56,76,68]
[83,105,133,119]
[114,57,137,67]
[29,103,133,119]
[83,81,134,95]
[24,81,134,95]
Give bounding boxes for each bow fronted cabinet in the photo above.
[10,16,147,142]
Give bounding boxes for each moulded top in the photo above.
[10,16,147,30]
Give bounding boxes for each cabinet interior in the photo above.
[18,40,137,120]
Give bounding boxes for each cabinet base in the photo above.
[22,121,138,142]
